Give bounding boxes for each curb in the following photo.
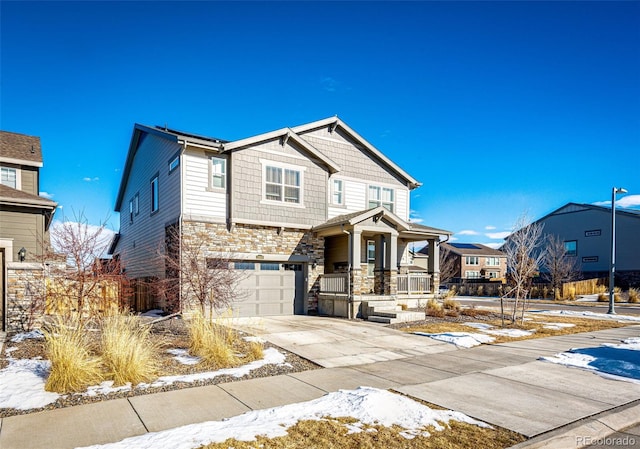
[509,400,640,449]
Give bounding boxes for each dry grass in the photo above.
[460,307,492,317]
[628,288,639,303]
[442,298,460,311]
[101,314,160,386]
[402,315,627,344]
[187,311,265,369]
[44,317,102,393]
[425,298,444,318]
[200,417,524,449]
[597,292,623,302]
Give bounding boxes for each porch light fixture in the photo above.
[18,247,27,262]
[608,187,627,314]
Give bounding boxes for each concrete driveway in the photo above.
[232,315,456,367]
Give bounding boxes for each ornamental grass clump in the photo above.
[628,288,639,303]
[188,311,240,368]
[426,298,444,317]
[101,314,160,386]
[44,317,102,393]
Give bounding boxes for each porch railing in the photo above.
[319,273,349,294]
[398,273,431,295]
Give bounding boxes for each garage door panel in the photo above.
[231,263,298,317]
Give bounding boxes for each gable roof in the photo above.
[221,127,341,174]
[0,131,43,167]
[528,202,640,228]
[420,241,505,257]
[292,116,421,189]
[114,124,226,211]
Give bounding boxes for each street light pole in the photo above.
[608,187,627,314]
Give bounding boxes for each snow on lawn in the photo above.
[77,387,492,449]
[10,329,44,343]
[530,309,640,322]
[0,331,290,410]
[166,349,201,365]
[539,322,576,330]
[484,328,535,337]
[414,332,495,348]
[540,337,640,384]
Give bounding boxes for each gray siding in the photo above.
[539,208,640,272]
[299,127,409,187]
[231,138,327,226]
[21,167,38,195]
[0,208,45,260]
[115,133,182,279]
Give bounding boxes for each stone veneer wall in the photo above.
[5,263,46,333]
[181,221,325,311]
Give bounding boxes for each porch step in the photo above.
[361,300,398,309]
[368,310,426,324]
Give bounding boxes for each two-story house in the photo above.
[110,117,450,318]
[419,242,507,282]
[1,131,58,330]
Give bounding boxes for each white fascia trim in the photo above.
[0,157,43,168]
[231,217,313,230]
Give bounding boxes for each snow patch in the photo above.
[76,387,491,449]
[166,349,201,365]
[10,329,45,343]
[0,357,60,409]
[531,310,640,322]
[414,332,495,348]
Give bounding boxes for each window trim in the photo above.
[331,179,344,206]
[150,174,159,214]
[259,160,305,208]
[368,185,394,212]
[466,270,481,279]
[129,199,134,224]
[0,166,18,189]
[168,153,180,173]
[486,256,500,266]
[208,156,227,191]
[465,256,479,265]
[134,193,139,215]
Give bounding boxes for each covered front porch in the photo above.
[314,207,451,320]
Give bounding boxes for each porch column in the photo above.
[386,233,398,295]
[427,238,440,292]
[374,234,385,294]
[351,230,362,295]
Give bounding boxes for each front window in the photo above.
[466,256,479,265]
[265,165,301,204]
[367,240,376,276]
[486,257,500,266]
[368,185,394,212]
[564,240,577,256]
[151,175,159,213]
[1,167,17,189]
[488,271,499,279]
[211,157,226,189]
[466,271,481,279]
[331,179,344,205]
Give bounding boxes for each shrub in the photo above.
[44,317,102,393]
[461,307,491,317]
[247,341,264,360]
[476,285,484,297]
[530,286,539,299]
[542,286,550,299]
[443,298,460,311]
[598,292,622,302]
[426,298,444,317]
[554,288,561,300]
[628,288,640,303]
[101,314,160,386]
[565,286,576,301]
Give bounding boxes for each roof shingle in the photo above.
[0,131,43,165]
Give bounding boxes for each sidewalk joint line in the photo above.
[127,398,149,433]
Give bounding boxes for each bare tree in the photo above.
[502,214,546,325]
[543,234,580,297]
[159,225,246,317]
[438,245,457,284]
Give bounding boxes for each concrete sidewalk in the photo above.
[1,318,639,449]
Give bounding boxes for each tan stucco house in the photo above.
[110,117,451,320]
[1,131,57,330]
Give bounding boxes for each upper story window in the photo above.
[331,179,344,205]
[151,175,159,213]
[368,185,394,212]
[211,157,226,189]
[486,257,500,266]
[129,199,134,223]
[169,155,180,173]
[466,256,479,265]
[564,240,577,256]
[264,165,301,204]
[1,167,17,189]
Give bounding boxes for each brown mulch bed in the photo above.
[0,317,320,418]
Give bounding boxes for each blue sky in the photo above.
[2,1,639,248]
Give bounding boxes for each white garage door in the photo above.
[232,262,303,317]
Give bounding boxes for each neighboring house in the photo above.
[110,117,451,318]
[419,242,507,282]
[1,131,58,330]
[509,202,640,286]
